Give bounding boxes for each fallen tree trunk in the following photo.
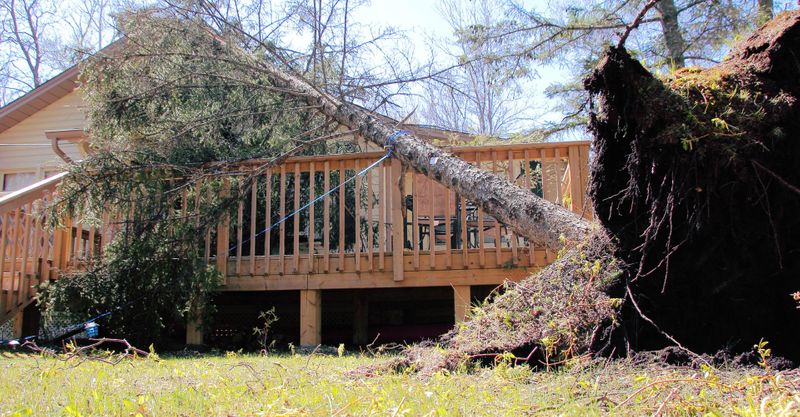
[586,11,800,358]
[255,63,592,249]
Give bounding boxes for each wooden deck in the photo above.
[0,141,591,343]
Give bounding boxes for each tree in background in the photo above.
[420,0,793,137]
[539,0,792,127]
[0,0,59,102]
[0,0,136,105]
[191,0,426,118]
[420,0,531,137]
[759,0,775,24]
[61,0,125,61]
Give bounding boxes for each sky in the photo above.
[355,0,450,37]
[350,0,567,134]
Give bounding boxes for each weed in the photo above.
[252,307,279,353]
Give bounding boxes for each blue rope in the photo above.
[230,135,401,253]
[385,130,408,150]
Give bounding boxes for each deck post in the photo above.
[186,318,204,345]
[216,179,230,283]
[578,143,592,219]
[50,226,66,278]
[453,285,471,324]
[352,292,369,345]
[300,289,322,346]
[11,311,24,339]
[567,145,584,216]
[186,294,205,345]
[391,159,404,282]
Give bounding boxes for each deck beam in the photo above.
[221,249,539,292]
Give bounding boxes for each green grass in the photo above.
[1,350,798,416]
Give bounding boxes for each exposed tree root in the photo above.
[586,11,800,358]
[443,231,619,360]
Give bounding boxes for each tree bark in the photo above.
[656,0,686,69]
[256,62,592,249]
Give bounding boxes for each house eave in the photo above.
[0,66,81,135]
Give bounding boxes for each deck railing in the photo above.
[0,173,66,325]
[0,140,591,326]
[214,141,591,283]
[0,171,125,326]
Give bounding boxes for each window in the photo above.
[2,172,37,192]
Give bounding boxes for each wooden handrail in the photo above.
[0,141,592,286]
[0,172,67,216]
[0,172,67,325]
[233,140,591,168]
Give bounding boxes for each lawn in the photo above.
[1,348,798,416]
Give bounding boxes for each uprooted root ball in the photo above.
[586,12,800,357]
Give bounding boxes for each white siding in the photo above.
[0,90,86,187]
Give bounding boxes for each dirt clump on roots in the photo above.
[586,11,800,359]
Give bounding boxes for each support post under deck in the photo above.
[300,289,322,346]
[186,318,204,345]
[11,311,24,339]
[453,285,471,324]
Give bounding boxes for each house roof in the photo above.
[0,65,81,134]
[0,40,127,135]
